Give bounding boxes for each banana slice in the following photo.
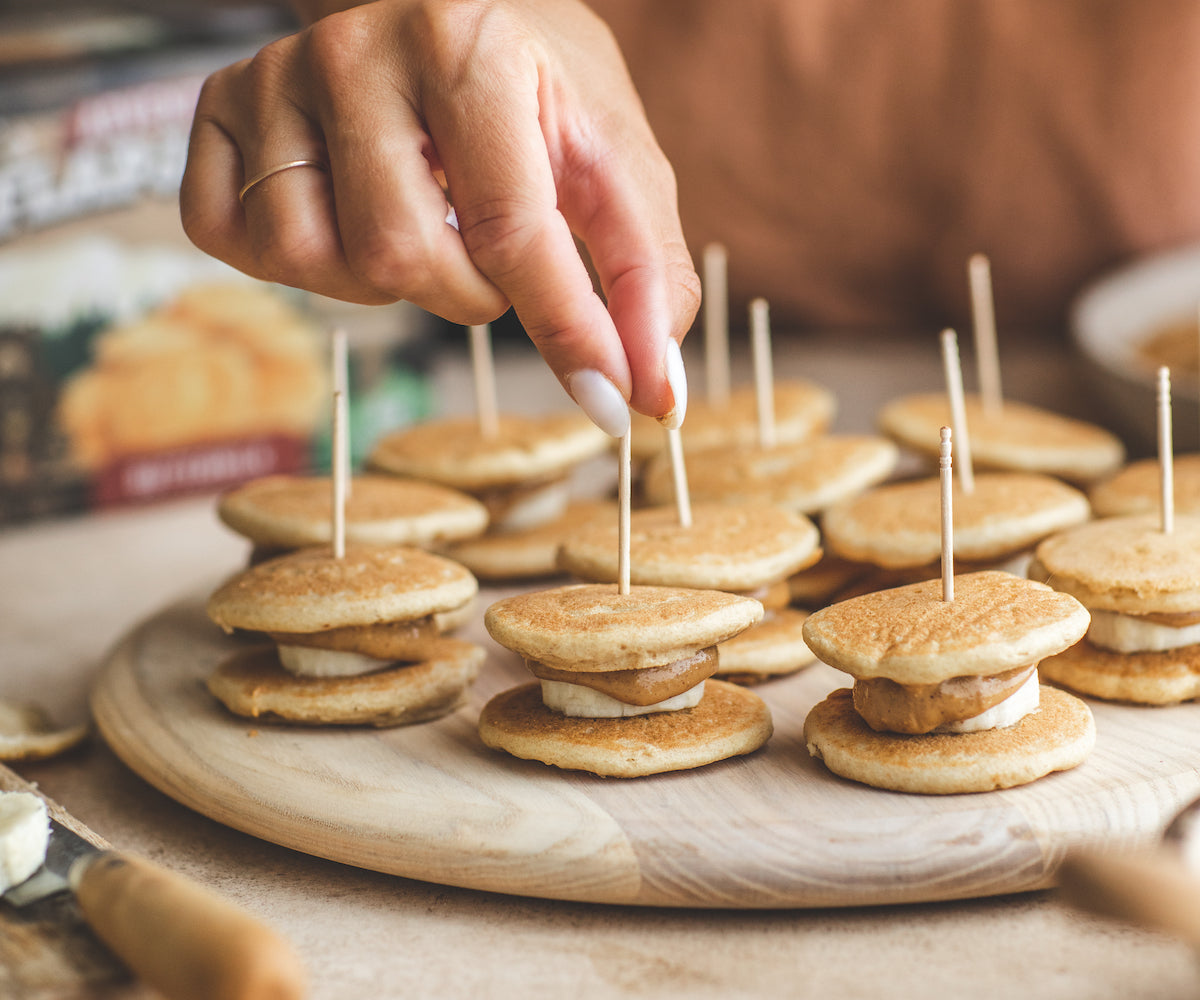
[540,679,706,718]
[0,791,49,892]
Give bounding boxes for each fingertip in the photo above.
[566,368,630,438]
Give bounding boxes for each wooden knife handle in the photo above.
[72,851,307,1000]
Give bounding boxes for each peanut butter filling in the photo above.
[733,580,792,612]
[525,647,718,706]
[268,617,444,660]
[852,664,1036,735]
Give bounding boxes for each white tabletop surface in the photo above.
[2,328,1197,999]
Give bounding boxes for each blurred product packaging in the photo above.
[0,1,439,524]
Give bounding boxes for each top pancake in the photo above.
[640,435,899,514]
[1031,514,1200,613]
[484,583,764,672]
[207,544,478,634]
[801,570,1090,684]
[367,413,608,489]
[629,379,836,461]
[217,474,488,549]
[1089,453,1200,518]
[558,502,821,590]
[877,393,1124,483]
[822,472,1090,568]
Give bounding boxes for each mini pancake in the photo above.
[1032,515,1200,704]
[485,584,763,672]
[207,544,478,635]
[206,544,481,726]
[557,503,820,679]
[217,473,489,554]
[715,607,815,683]
[640,435,899,515]
[878,393,1125,484]
[481,584,769,776]
[1039,639,1200,706]
[1031,515,1200,615]
[787,555,875,609]
[628,379,835,463]
[801,571,1090,685]
[447,500,615,581]
[803,686,1095,794]
[207,641,483,727]
[821,472,1090,570]
[1089,454,1200,519]
[557,502,821,592]
[0,700,88,762]
[478,679,772,777]
[367,413,608,492]
[801,571,1094,793]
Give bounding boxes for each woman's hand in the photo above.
[180,0,698,433]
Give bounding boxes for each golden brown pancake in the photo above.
[715,607,815,682]
[640,435,898,514]
[447,500,615,581]
[878,393,1124,484]
[628,379,835,462]
[787,555,876,609]
[207,544,478,635]
[367,413,608,490]
[1089,454,1200,519]
[803,685,1095,794]
[217,474,488,550]
[1032,515,1200,614]
[801,571,1090,684]
[207,643,482,727]
[484,584,763,672]
[822,473,1090,569]
[477,680,772,777]
[558,502,820,591]
[1039,639,1200,705]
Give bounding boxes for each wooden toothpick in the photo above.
[940,426,954,602]
[969,253,1003,416]
[1159,366,1175,535]
[666,426,693,528]
[332,328,351,498]
[940,328,975,495]
[749,297,777,450]
[469,323,500,439]
[618,425,632,595]
[703,243,730,407]
[332,388,347,559]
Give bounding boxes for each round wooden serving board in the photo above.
[92,589,1200,909]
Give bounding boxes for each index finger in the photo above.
[420,28,634,436]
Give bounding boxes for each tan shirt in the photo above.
[591,0,1200,333]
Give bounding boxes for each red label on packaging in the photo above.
[91,435,309,506]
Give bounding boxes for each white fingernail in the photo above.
[568,369,630,438]
[446,205,459,230]
[659,339,688,429]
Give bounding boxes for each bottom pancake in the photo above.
[1039,638,1200,705]
[803,685,1094,794]
[716,608,816,684]
[478,680,773,777]
[208,642,483,727]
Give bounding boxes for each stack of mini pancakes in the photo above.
[206,544,484,727]
[368,412,611,580]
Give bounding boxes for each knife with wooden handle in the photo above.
[4,816,308,1000]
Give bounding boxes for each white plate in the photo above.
[1070,244,1200,453]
